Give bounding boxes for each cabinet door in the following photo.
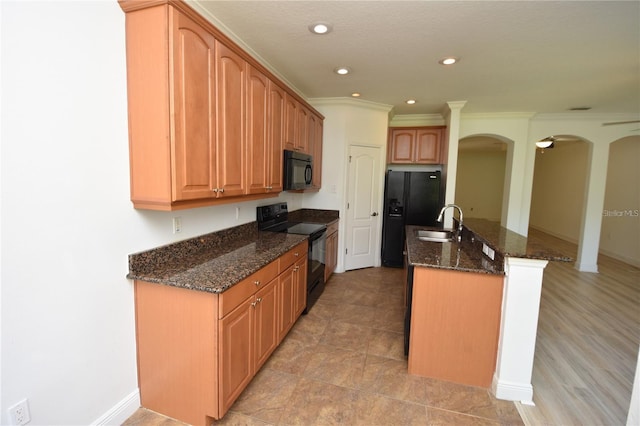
[219,296,253,414]
[388,129,416,163]
[278,265,295,339]
[171,9,217,201]
[310,113,323,190]
[254,278,279,370]
[246,66,269,195]
[268,82,285,193]
[283,93,297,151]
[215,41,246,197]
[325,231,338,282]
[296,104,309,153]
[293,256,308,317]
[415,128,443,164]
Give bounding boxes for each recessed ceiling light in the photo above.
[334,67,351,75]
[439,57,459,65]
[406,99,417,105]
[351,92,361,97]
[309,22,332,35]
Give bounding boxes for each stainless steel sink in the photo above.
[416,229,455,242]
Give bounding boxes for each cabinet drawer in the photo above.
[279,241,308,272]
[326,220,338,236]
[219,260,279,318]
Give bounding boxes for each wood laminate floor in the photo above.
[516,229,640,426]
[123,229,639,426]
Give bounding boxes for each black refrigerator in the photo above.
[381,170,442,267]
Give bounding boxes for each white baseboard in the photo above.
[492,374,534,405]
[91,389,140,426]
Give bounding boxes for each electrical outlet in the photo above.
[173,216,182,234]
[8,399,31,426]
[235,207,240,220]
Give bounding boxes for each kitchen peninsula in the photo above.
[405,218,571,402]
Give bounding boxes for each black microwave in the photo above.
[283,150,313,190]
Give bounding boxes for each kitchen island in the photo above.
[405,219,571,403]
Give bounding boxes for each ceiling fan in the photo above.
[602,120,640,126]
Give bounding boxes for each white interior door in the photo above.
[344,145,381,270]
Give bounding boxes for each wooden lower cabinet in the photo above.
[324,220,339,282]
[408,267,504,388]
[135,241,308,425]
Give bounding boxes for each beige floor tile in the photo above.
[319,321,373,352]
[279,377,359,425]
[358,354,428,405]
[302,344,366,388]
[228,369,299,424]
[366,329,405,360]
[426,407,500,426]
[352,391,428,425]
[425,378,501,422]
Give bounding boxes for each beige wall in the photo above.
[455,149,507,221]
[529,141,589,242]
[600,137,640,267]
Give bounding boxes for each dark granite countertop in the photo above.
[127,209,339,294]
[127,222,307,293]
[406,218,572,275]
[406,225,504,275]
[288,208,339,225]
[462,218,573,262]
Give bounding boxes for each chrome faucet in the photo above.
[437,204,464,242]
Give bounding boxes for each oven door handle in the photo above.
[304,164,312,184]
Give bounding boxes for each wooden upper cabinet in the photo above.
[268,82,285,193]
[415,128,443,163]
[215,42,246,197]
[283,93,298,152]
[296,104,309,154]
[246,66,269,195]
[388,126,445,164]
[309,113,323,190]
[171,9,217,201]
[120,0,323,210]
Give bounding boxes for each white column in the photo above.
[575,141,610,272]
[492,256,548,404]
[441,101,467,229]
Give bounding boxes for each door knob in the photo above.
[371,212,378,216]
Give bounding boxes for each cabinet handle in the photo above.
[212,188,218,193]
[219,188,224,193]
[256,297,262,303]
[254,280,260,286]
[293,266,299,272]
[294,252,299,257]
[251,301,257,307]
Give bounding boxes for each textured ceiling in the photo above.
[190,1,640,116]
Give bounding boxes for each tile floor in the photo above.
[124,267,523,426]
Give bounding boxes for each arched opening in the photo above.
[455,135,509,221]
[529,136,589,246]
[601,136,640,267]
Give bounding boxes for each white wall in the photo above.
[0,2,301,424]
[307,98,392,271]
[529,141,589,242]
[456,148,506,221]
[600,137,640,267]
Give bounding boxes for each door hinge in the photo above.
[345,248,348,254]
[349,155,352,163]
[347,202,350,209]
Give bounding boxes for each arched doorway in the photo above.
[455,135,508,221]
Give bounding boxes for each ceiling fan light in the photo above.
[536,140,554,148]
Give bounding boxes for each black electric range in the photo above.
[257,203,327,312]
